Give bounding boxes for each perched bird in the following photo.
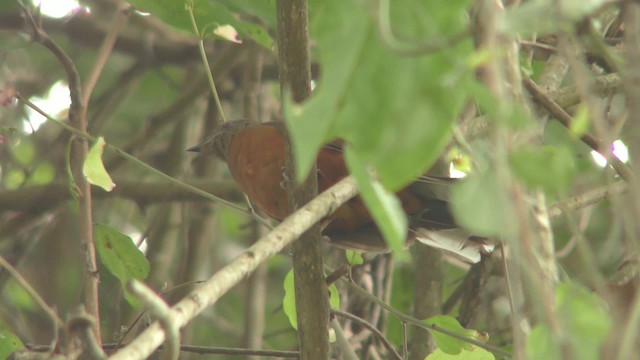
[189,119,492,263]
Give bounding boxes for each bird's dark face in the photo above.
[187,119,254,160]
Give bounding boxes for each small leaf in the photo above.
[345,250,364,266]
[31,162,55,185]
[425,315,479,354]
[95,224,149,283]
[283,269,298,330]
[345,149,407,257]
[83,137,115,192]
[426,346,495,360]
[5,169,25,190]
[283,269,340,330]
[0,327,24,359]
[569,104,590,138]
[329,283,340,310]
[11,139,35,166]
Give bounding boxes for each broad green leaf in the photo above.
[425,315,479,354]
[217,0,276,28]
[426,347,495,360]
[83,137,115,192]
[509,145,575,195]
[345,149,407,257]
[95,224,150,308]
[284,0,371,182]
[450,170,517,238]
[0,327,24,359]
[126,0,273,48]
[95,224,149,283]
[286,0,473,189]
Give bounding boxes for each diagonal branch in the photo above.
[108,176,359,360]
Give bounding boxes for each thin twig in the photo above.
[16,94,273,229]
[127,281,179,360]
[27,343,300,358]
[342,279,511,358]
[0,255,62,358]
[82,5,131,106]
[332,309,402,360]
[186,0,227,122]
[523,77,634,182]
[18,2,102,339]
[331,318,360,360]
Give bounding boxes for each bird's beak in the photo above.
[187,143,203,152]
[187,136,221,158]
[188,137,213,153]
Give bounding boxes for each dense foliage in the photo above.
[0,0,638,359]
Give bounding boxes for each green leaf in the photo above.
[5,169,25,190]
[526,324,561,360]
[284,0,371,182]
[557,282,612,360]
[425,315,478,354]
[11,139,34,166]
[509,145,575,195]
[283,269,340,330]
[0,327,24,359]
[329,282,340,310]
[283,269,297,329]
[217,0,276,28]
[426,347,495,360]
[286,0,473,189]
[31,162,55,185]
[569,104,590,138]
[83,137,115,192]
[4,281,37,311]
[526,282,612,360]
[345,149,407,257]
[95,224,149,284]
[345,250,364,266]
[450,170,517,238]
[126,0,273,48]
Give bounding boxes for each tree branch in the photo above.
[276,0,330,359]
[108,176,358,360]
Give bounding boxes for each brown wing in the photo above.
[225,123,289,220]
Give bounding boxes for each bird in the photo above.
[188,119,493,263]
